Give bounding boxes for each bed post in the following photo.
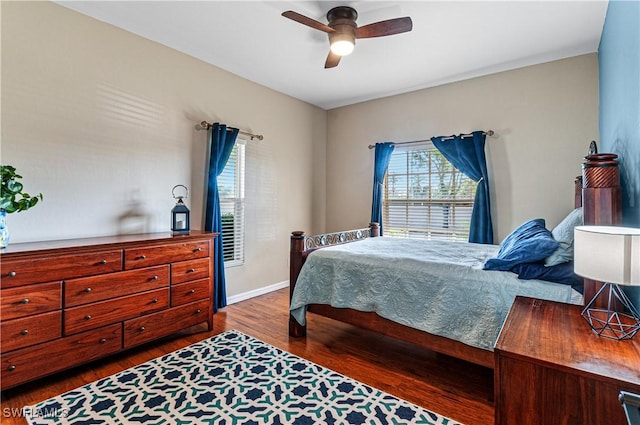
[369,222,380,237]
[289,231,307,337]
[580,155,623,306]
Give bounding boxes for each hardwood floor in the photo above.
[0,288,494,424]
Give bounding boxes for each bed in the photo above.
[289,181,590,369]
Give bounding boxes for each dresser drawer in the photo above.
[1,324,122,390]
[1,250,122,288]
[123,299,209,349]
[171,278,210,307]
[65,265,170,307]
[171,258,210,285]
[124,240,209,269]
[1,311,61,352]
[64,288,169,335]
[1,282,61,321]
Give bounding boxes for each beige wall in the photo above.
[326,54,599,241]
[1,1,326,297]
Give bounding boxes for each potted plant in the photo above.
[1,165,43,248]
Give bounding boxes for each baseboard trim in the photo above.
[226,280,290,305]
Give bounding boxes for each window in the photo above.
[218,141,245,266]
[383,141,477,241]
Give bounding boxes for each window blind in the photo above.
[218,141,245,266]
[383,141,477,241]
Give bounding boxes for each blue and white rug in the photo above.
[25,330,461,424]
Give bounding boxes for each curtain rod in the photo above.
[197,121,264,141]
[367,130,494,149]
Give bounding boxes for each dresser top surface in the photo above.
[0,231,217,257]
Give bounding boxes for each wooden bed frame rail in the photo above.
[288,222,494,369]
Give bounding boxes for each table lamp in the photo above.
[574,225,640,340]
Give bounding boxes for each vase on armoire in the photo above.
[0,209,9,248]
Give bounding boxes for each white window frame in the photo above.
[382,141,477,241]
[218,140,245,267]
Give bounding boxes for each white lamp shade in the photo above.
[574,226,640,285]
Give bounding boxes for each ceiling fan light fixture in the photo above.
[330,39,354,56]
[283,5,412,68]
[329,30,355,56]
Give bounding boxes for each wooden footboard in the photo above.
[288,222,493,369]
[289,222,380,337]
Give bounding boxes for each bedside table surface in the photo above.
[495,296,640,387]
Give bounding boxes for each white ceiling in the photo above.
[56,1,609,110]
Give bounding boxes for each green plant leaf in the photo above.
[27,197,39,208]
[6,180,23,193]
[0,198,13,210]
[0,165,42,214]
[3,204,17,213]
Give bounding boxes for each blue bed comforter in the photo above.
[290,237,577,351]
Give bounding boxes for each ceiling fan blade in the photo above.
[282,11,334,33]
[356,17,413,39]
[324,51,341,69]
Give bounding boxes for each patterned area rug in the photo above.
[25,330,461,424]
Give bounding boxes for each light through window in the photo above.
[383,141,477,241]
[218,141,245,266]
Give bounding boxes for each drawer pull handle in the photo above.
[139,255,146,260]
[196,309,201,314]
[187,268,196,273]
[194,247,203,252]
[100,259,107,265]
[21,329,29,336]
[99,338,106,344]
[151,275,158,281]
[85,315,92,320]
[21,298,29,304]
[8,271,16,278]
[151,298,159,304]
[189,289,196,294]
[139,326,145,332]
[8,365,16,372]
[85,287,92,293]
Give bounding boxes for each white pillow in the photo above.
[544,208,583,267]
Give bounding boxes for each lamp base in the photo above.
[581,282,640,340]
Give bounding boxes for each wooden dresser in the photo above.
[0,231,216,390]
[495,296,640,425]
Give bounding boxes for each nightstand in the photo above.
[494,296,640,425]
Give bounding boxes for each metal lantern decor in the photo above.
[171,185,190,234]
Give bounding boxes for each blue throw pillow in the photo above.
[511,261,584,294]
[483,219,559,271]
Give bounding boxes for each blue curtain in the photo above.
[371,142,395,235]
[431,131,493,244]
[204,123,239,311]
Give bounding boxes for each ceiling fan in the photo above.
[282,6,413,69]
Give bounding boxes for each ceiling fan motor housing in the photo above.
[326,6,358,22]
[327,6,357,53]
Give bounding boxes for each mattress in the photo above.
[290,236,580,351]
